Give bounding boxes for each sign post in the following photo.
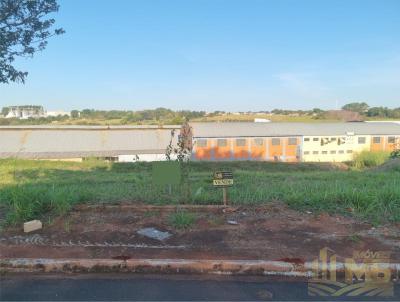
[213,171,233,206]
[222,186,227,206]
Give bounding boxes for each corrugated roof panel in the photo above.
[190,122,400,137]
[0,128,179,159]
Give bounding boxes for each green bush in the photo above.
[352,151,390,169]
[391,149,400,159]
[168,210,197,229]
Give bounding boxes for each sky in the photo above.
[1,0,399,111]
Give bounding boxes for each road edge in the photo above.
[1,258,399,280]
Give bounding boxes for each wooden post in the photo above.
[222,187,227,206]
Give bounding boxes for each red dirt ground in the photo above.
[1,202,399,263]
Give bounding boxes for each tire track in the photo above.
[0,234,187,249]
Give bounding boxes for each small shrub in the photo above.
[168,210,196,229]
[390,150,400,159]
[352,151,390,169]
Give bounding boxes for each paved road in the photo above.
[1,274,399,301]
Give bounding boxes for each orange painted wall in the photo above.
[250,138,266,159]
[285,138,298,156]
[233,138,249,159]
[370,136,385,152]
[214,139,232,159]
[386,136,399,151]
[195,140,211,160]
[284,137,299,162]
[267,138,283,159]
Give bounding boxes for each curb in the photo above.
[1,258,399,279]
[73,205,231,211]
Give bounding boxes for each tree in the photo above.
[1,106,9,116]
[0,0,64,83]
[312,108,324,114]
[70,110,80,119]
[366,107,388,117]
[341,102,369,114]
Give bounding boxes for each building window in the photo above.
[313,138,319,142]
[388,136,395,144]
[304,138,310,142]
[322,151,328,154]
[217,139,227,147]
[347,150,353,153]
[339,150,344,154]
[288,137,297,145]
[253,138,264,146]
[373,137,381,144]
[304,151,310,155]
[197,139,207,147]
[321,138,329,145]
[358,137,366,144]
[236,139,246,146]
[330,150,336,154]
[313,151,319,155]
[272,138,281,146]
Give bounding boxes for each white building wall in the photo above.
[118,154,177,162]
[302,135,371,162]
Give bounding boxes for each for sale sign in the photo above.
[213,171,233,187]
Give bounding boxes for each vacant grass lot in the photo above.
[0,159,399,226]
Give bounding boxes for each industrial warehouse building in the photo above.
[190,122,400,162]
[0,125,180,162]
[0,122,399,163]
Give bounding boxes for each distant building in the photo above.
[191,122,400,162]
[254,118,271,123]
[0,125,180,162]
[46,110,71,117]
[4,106,46,119]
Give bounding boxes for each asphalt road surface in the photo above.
[1,274,399,301]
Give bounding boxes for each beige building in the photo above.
[302,134,370,162]
[302,134,398,162]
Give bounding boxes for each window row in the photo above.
[196,137,298,147]
[304,150,353,155]
[371,136,398,144]
[198,136,398,148]
[304,136,398,144]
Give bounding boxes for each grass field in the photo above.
[192,114,339,123]
[2,114,398,126]
[0,159,399,226]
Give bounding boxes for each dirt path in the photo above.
[1,202,399,263]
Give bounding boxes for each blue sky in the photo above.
[1,0,399,111]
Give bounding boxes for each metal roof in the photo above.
[190,122,400,138]
[0,125,180,130]
[1,122,399,159]
[0,127,179,159]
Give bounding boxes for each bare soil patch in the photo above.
[1,202,399,262]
